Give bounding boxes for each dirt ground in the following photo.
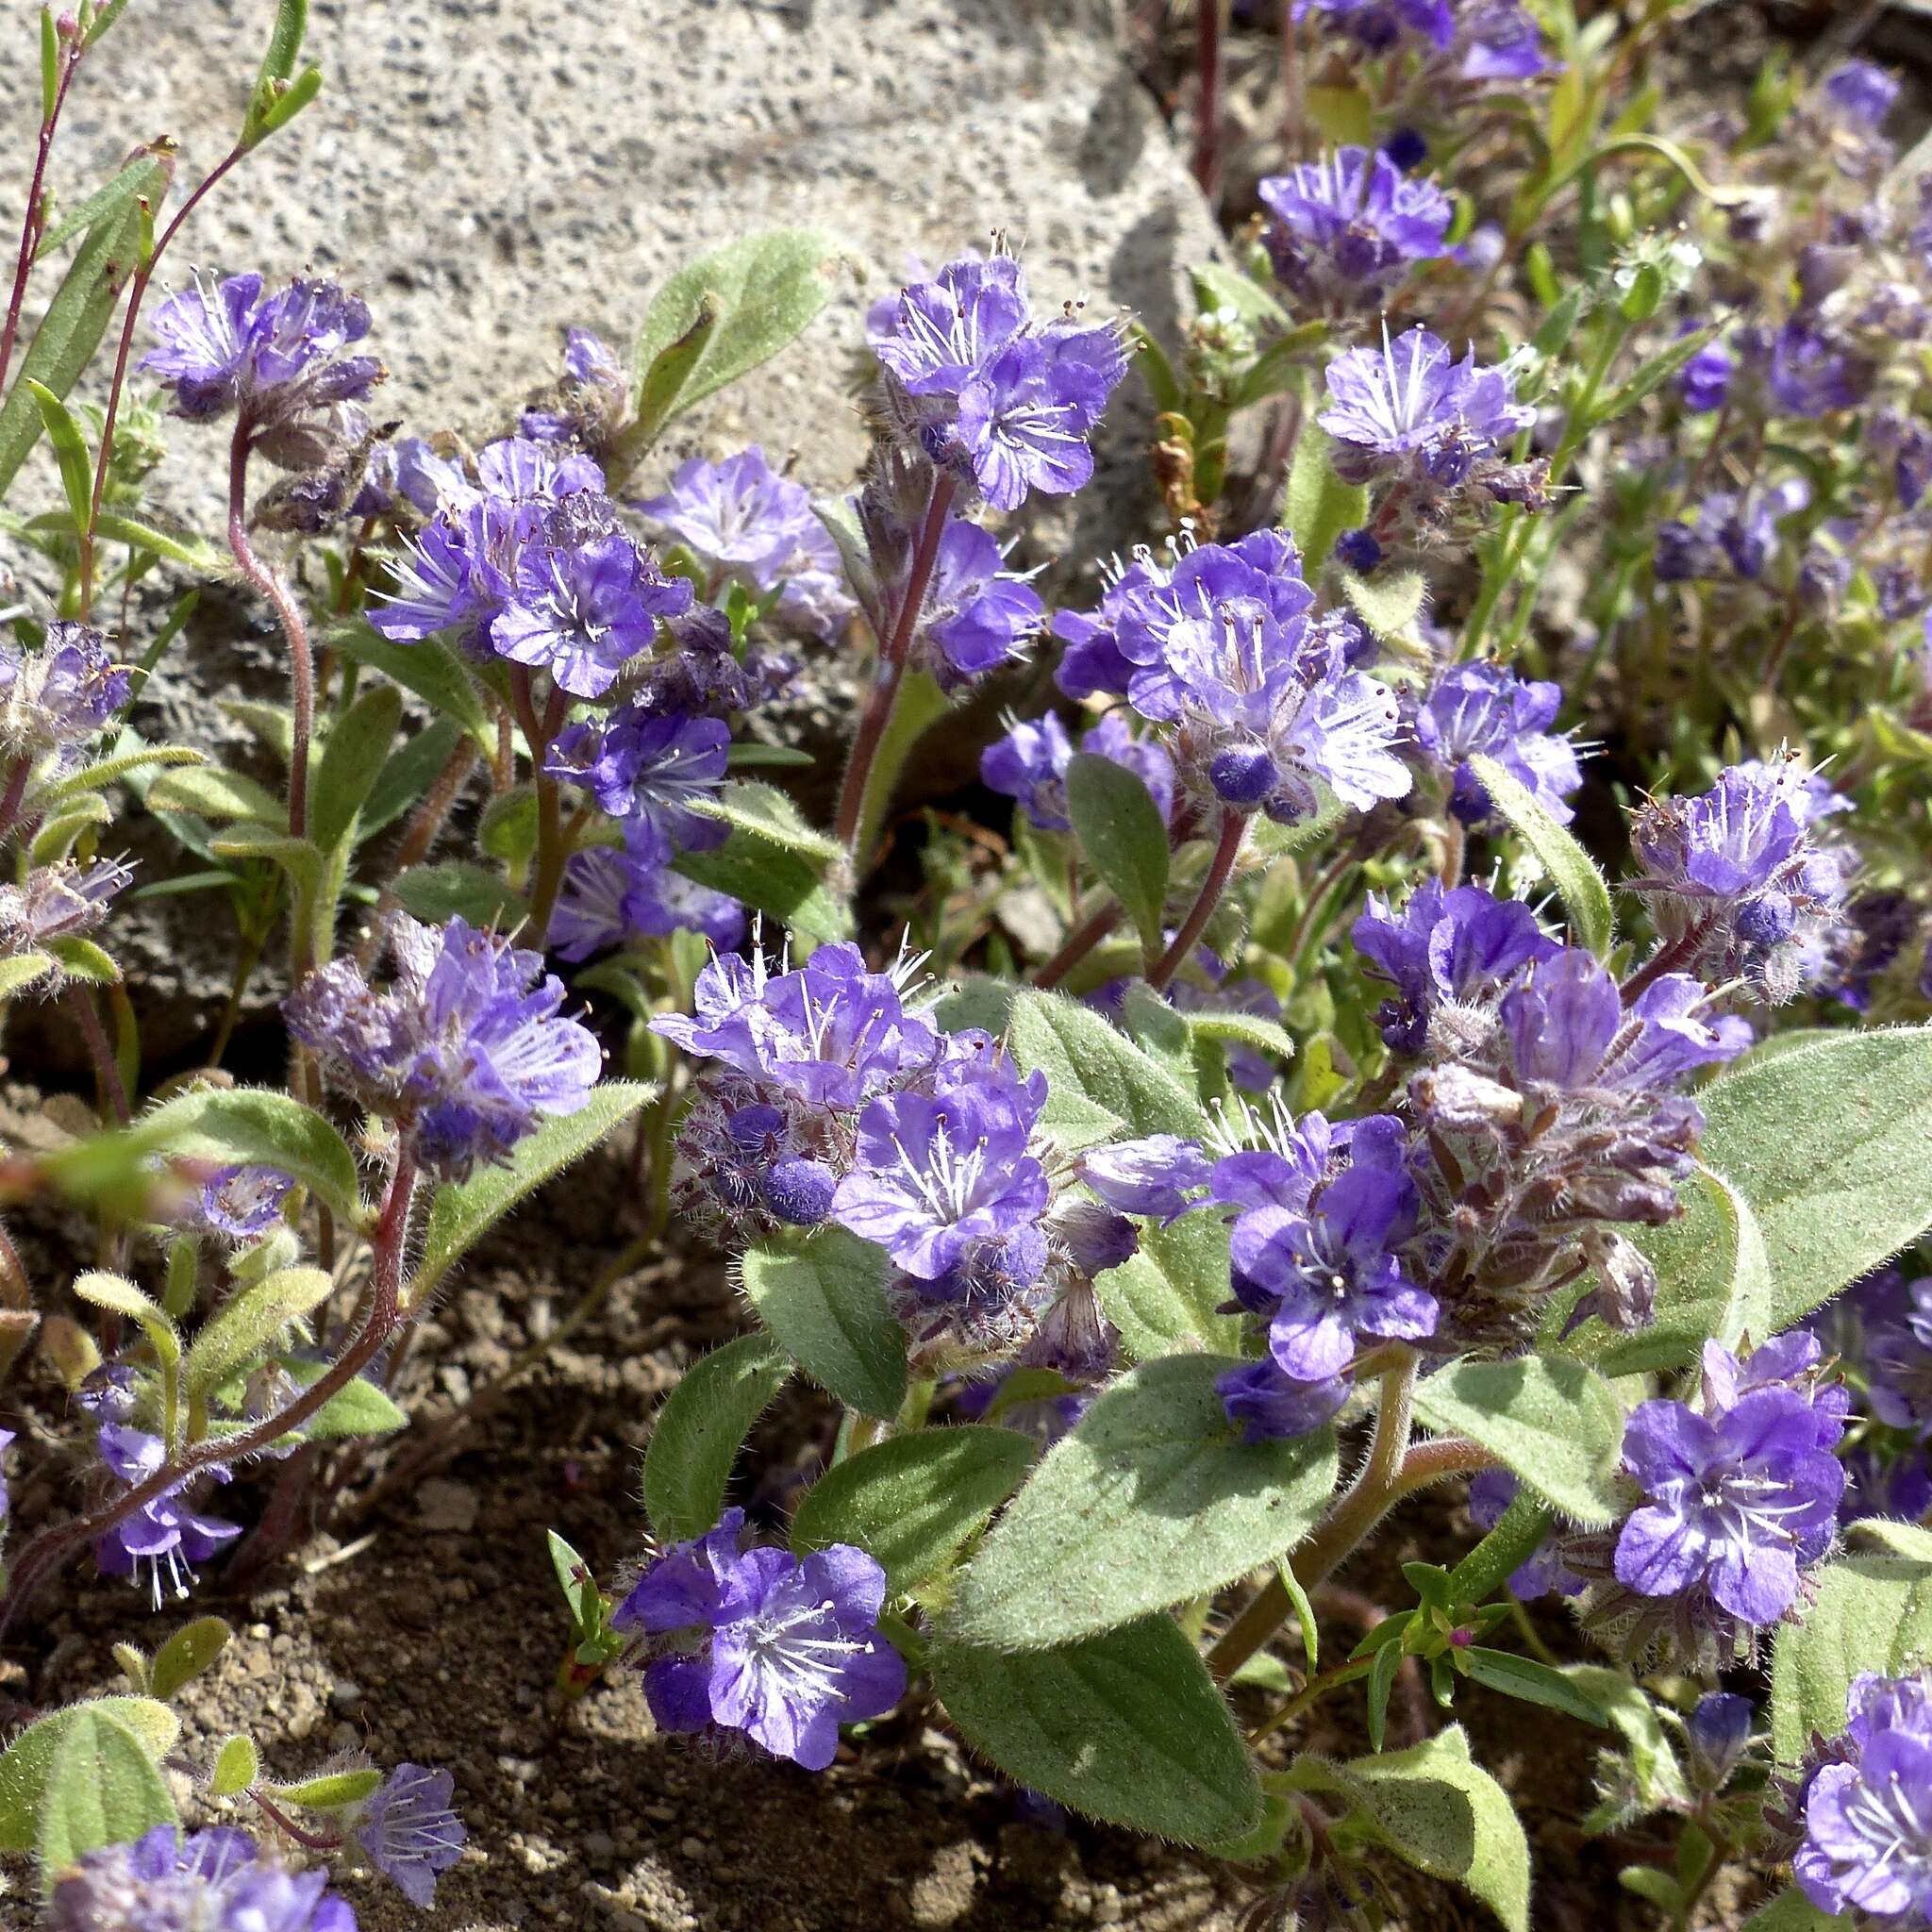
[0,1108,1781,1932]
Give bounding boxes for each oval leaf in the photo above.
[791,1424,1038,1597]
[1411,1355,1625,1525]
[184,1267,334,1398]
[1064,754,1170,956]
[933,1616,1262,1847]
[951,1355,1339,1648]
[0,1698,179,1853]
[740,1229,907,1420]
[148,1616,231,1702]
[1468,751,1613,957]
[644,1330,794,1545]
[35,1711,177,1895]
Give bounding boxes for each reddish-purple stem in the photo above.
[0,31,82,394]
[1148,810,1244,991]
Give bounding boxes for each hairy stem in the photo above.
[66,983,130,1125]
[0,30,81,395]
[226,422,314,848]
[1621,924,1705,1007]
[0,754,34,845]
[1033,898,1124,991]
[356,732,477,966]
[0,1154,417,1641]
[834,472,956,859]
[1148,810,1244,992]
[509,667,565,945]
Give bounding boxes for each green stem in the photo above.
[510,669,566,945]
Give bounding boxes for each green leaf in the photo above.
[1410,1355,1625,1525]
[0,1698,179,1853]
[148,1616,230,1701]
[1340,567,1427,639]
[674,834,850,944]
[792,1425,1038,1596]
[329,624,493,748]
[263,1767,384,1810]
[31,797,112,864]
[950,1356,1339,1648]
[361,718,468,840]
[49,1088,362,1223]
[25,378,94,535]
[1225,323,1329,411]
[391,859,527,929]
[1064,754,1170,956]
[1694,1025,1932,1332]
[242,0,314,144]
[1284,1725,1530,1932]
[1188,263,1290,332]
[148,765,286,826]
[1468,751,1614,957]
[46,936,118,984]
[0,952,56,1000]
[1740,1889,1851,1931]
[686,779,841,865]
[209,1734,259,1799]
[1093,1211,1241,1361]
[33,743,205,812]
[279,1359,408,1439]
[1458,1649,1609,1729]
[1036,1087,1126,1157]
[1565,1664,1690,1811]
[1772,1521,1932,1762]
[643,1330,794,1545]
[87,509,225,573]
[1282,412,1368,573]
[410,1082,653,1306]
[1565,1165,1773,1375]
[1305,82,1374,144]
[631,291,721,444]
[73,1271,180,1374]
[741,1229,907,1419]
[35,1711,177,1896]
[630,230,840,419]
[207,828,323,904]
[0,153,164,499]
[309,684,402,851]
[1007,990,1208,1140]
[184,1266,334,1399]
[1185,1009,1296,1070]
[855,668,950,867]
[933,1616,1262,1847]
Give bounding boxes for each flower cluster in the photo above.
[284,913,600,1181]
[1257,148,1451,318]
[1046,529,1409,824]
[1411,660,1582,826]
[48,1825,357,1932]
[92,1424,242,1608]
[980,708,1175,831]
[613,1507,905,1769]
[0,622,129,761]
[867,245,1129,511]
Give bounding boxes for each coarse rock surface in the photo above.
[0,0,1221,1069]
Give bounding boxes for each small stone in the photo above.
[583,1831,617,1862]
[329,1680,365,1714]
[415,1478,480,1533]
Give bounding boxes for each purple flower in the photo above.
[543,705,730,850]
[868,248,1127,510]
[283,914,601,1181]
[1453,0,1552,80]
[1216,1358,1351,1444]
[93,1424,242,1609]
[1053,554,1169,701]
[491,506,694,698]
[1629,759,1849,1001]
[550,828,745,961]
[980,709,1174,831]
[1319,326,1534,485]
[354,1761,466,1907]
[49,1825,357,1932]
[0,622,130,757]
[1844,1272,1932,1433]
[195,1164,292,1241]
[1613,1388,1843,1624]
[1766,318,1874,418]
[1230,1123,1435,1381]
[613,1508,906,1770]
[913,519,1044,689]
[1796,1670,1932,1921]
[1257,148,1451,315]
[1468,1469,1585,1598]
[0,856,132,958]
[831,1071,1050,1287]
[1822,59,1900,130]
[1652,481,1809,584]
[142,273,381,465]
[652,941,938,1112]
[635,446,856,641]
[1352,879,1557,1053]
[1112,530,1409,822]
[1684,1690,1755,1789]
[1414,661,1582,826]
[1079,1135,1214,1224]
[1677,337,1733,414]
[520,325,627,446]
